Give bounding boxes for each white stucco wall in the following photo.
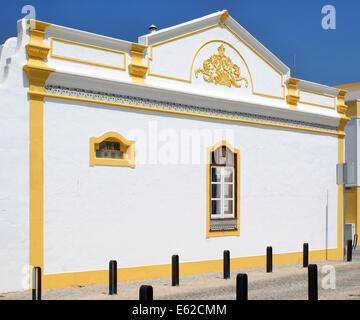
[0,20,29,292]
[43,98,338,275]
[0,14,345,293]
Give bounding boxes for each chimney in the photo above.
[148,24,158,34]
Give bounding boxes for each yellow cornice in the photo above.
[26,44,51,62]
[286,77,300,107]
[24,65,55,93]
[131,43,147,52]
[336,90,350,135]
[335,82,360,89]
[128,43,148,83]
[345,100,360,119]
[24,19,54,86]
[219,10,229,27]
[27,19,50,31]
[336,89,349,116]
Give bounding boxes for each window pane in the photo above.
[211,167,221,182]
[211,200,221,215]
[97,141,123,159]
[224,184,233,198]
[223,200,234,215]
[211,184,221,199]
[223,168,233,182]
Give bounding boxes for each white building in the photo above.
[0,10,349,292]
[336,82,360,239]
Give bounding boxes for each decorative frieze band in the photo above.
[44,85,338,133]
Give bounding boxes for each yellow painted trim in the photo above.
[36,90,342,137]
[24,21,55,275]
[336,90,349,116]
[128,43,148,83]
[28,95,44,270]
[335,82,360,89]
[286,78,300,107]
[206,141,240,238]
[27,19,50,30]
[89,131,135,168]
[335,136,345,260]
[49,37,127,71]
[333,105,350,260]
[219,10,229,24]
[43,248,340,289]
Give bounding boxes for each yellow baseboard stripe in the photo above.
[43,248,341,289]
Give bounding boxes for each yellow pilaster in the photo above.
[286,78,300,107]
[128,43,148,83]
[23,20,55,271]
[329,89,349,260]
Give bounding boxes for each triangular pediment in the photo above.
[139,10,290,101]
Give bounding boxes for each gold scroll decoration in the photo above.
[195,44,248,88]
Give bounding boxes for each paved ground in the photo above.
[1,250,360,300]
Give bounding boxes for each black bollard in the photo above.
[223,250,230,279]
[139,285,153,301]
[303,243,309,268]
[109,260,117,295]
[172,255,179,286]
[347,240,353,262]
[308,264,318,300]
[32,267,41,301]
[236,273,248,300]
[266,247,273,273]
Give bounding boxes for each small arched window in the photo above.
[90,132,135,168]
[207,141,240,237]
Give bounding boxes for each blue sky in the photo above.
[1,0,358,86]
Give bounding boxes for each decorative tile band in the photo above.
[44,85,338,133]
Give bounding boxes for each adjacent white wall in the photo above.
[43,98,338,275]
[0,20,29,292]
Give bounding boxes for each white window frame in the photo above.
[210,166,235,219]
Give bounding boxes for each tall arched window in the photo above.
[207,141,240,237]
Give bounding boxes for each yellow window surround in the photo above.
[89,132,135,168]
[206,140,240,238]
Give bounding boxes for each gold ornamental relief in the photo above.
[195,45,248,88]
